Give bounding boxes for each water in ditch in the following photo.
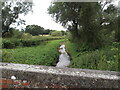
[56,44,70,67]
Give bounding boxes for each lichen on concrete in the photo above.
[0,62,120,88]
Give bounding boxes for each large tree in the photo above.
[25,25,44,36]
[2,0,33,36]
[48,1,118,48]
[115,8,120,42]
[0,1,2,37]
[48,2,102,47]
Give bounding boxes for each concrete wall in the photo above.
[0,62,120,88]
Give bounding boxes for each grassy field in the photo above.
[2,39,65,66]
[65,41,119,71]
[2,36,119,72]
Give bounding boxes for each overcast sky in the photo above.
[18,0,66,31]
[14,0,119,31]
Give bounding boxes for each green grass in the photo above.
[65,41,120,71]
[2,39,65,66]
[2,36,65,49]
[2,37,119,72]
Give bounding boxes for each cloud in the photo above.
[19,0,66,31]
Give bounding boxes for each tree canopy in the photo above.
[2,0,33,36]
[25,25,44,36]
[48,1,119,48]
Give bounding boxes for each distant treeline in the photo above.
[3,24,67,38]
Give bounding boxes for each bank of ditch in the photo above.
[65,41,119,72]
[2,39,65,66]
[2,38,119,72]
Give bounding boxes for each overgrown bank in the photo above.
[65,41,120,72]
[2,37,119,72]
[2,39,65,66]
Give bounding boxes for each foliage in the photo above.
[115,15,120,42]
[42,29,51,35]
[65,41,120,71]
[2,28,24,38]
[25,25,53,36]
[2,36,64,49]
[12,29,24,38]
[2,50,13,63]
[2,0,33,36]
[51,31,62,36]
[21,33,32,39]
[61,30,66,36]
[25,25,44,36]
[66,31,73,41]
[2,39,65,66]
[48,2,119,49]
[48,2,101,45]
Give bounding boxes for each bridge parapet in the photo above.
[0,63,120,88]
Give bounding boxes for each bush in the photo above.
[2,36,64,49]
[21,39,42,47]
[66,31,72,41]
[13,30,24,39]
[2,39,15,49]
[66,41,119,71]
[2,50,13,63]
[3,29,24,38]
[21,33,32,39]
[51,31,62,36]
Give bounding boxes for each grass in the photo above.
[2,36,119,72]
[2,36,65,49]
[2,39,65,66]
[65,41,120,71]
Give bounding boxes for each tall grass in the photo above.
[2,39,65,66]
[65,41,119,71]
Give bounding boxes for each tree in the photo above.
[48,2,102,48]
[100,4,119,43]
[42,29,51,35]
[48,1,118,48]
[25,25,44,36]
[61,30,66,36]
[48,2,82,38]
[115,15,120,42]
[2,0,33,36]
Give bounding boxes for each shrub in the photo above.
[51,31,62,36]
[2,50,13,63]
[13,30,24,39]
[2,39,15,49]
[66,31,72,41]
[2,36,64,49]
[66,41,119,71]
[21,33,32,39]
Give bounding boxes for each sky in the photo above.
[13,0,119,31]
[18,0,67,31]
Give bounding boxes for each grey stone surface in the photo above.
[0,62,120,88]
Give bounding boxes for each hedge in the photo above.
[2,37,64,49]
